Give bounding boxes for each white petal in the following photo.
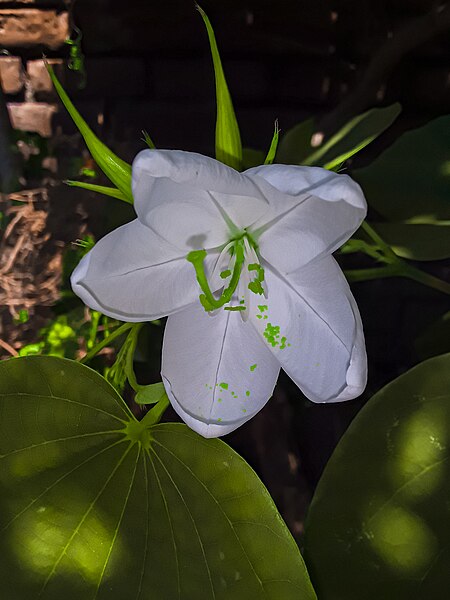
[248,257,367,403]
[71,219,219,321]
[132,150,269,251]
[161,302,280,438]
[245,164,367,273]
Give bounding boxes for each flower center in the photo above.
[187,231,265,313]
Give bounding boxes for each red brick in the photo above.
[7,101,57,136]
[0,9,69,49]
[0,55,23,94]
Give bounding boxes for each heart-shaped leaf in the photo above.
[304,353,450,600]
[0,356,316,600]
[354,115,450,222]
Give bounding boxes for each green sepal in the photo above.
[135,382,167,405]
[197,4,242,171]
[142,129,156,149]
[264,120,280,165]
[65,180,131,203]
[47,63,133,202]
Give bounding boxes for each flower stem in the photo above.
[402,264,450,295]
[79,322,133,364]
[141,394,170,427]
[345,265,401,283]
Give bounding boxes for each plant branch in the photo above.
[79,322,133,364]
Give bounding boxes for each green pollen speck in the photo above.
[219,382,228,390]
[242,408,247,413]
[250,364,257,372]
[264,322,280,347]
[256,314,262,319]
[280,336,287,350]
[220,269,231,279]
[239,299,245,304]
[217,418,222,422]
[246,390,250,397]
[217,398,222,403]
[224,305,246,312]
[258,305,268,312]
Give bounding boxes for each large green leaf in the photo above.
[48,66,133,202]
[373,222,450,261]
[0,356,316,600]
[277,104,400,169]
[197,5,242,171]
[354,115,450,222]
[304,354,450,600]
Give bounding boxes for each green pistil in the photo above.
[187,240,246,312]
[248,263,265,295]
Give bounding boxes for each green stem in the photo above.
[124,323,145,392]
[87,311,101,350]
[79,322,133,364]
[141,394,170,427]
[345,265,401,283]
[403,264,450,295]
[361,221,397,262]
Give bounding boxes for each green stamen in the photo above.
[187,240,246,311]
[248,263,265,295]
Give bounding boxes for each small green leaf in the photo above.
[264,120,280,165]
[65,180,131,203]
[354,115,450,222]
[372,222,450,261]
[142,130,156,149]
[301,103,401,169]
[197,4,242,171]
[47,64,133,202]
[135,382,167,405]
[304,353,450,600]
[0,356,316,600]
[276,118,315,164]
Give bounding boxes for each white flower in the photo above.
[72,149,368,438]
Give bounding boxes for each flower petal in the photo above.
[161,302,280,438]
[248,256,367,403]
[71,219,219,321]
[246,164,367,273]
[132,149,269,251]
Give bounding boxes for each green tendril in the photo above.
[187,241,246,312]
